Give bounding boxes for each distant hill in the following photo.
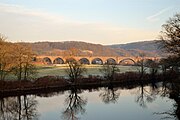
[20,41,119,56]
[20,40,164,57]
[108,40,160,51]
[107,40,165,57]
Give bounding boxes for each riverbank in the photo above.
[0,72,166,98]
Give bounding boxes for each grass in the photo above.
[36,64,139,77]
[5,64,139,80]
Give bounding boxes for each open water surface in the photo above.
[0,82,177,120]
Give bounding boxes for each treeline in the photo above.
[20,41,119,56]
[20,40,165,57]
[0,34,36,81]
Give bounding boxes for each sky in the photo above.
[0,0,180,45]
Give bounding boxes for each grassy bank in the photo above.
[0,72,165,98]
[34,64,138,78]
[5,64,139,80]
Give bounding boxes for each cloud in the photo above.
[0,3,157,44]
[146,7,172,22]
[0,3,65,23]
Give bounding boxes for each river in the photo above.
[0,82,178,120]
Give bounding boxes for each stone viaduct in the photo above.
[35,55,160,65]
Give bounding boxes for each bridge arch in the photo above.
[32,57,37,62]
[119,58,136,65]
[105,58,117,64]
[91,58,103,65]
[79,58,90,64]
[53,57,64,64]
[43,57,52,64]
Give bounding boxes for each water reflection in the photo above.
[0,95,38,120]
[0,79,179,120]
[134,82,159,108]
[99,82,120,104]
[132,79,180,119]
[61,86,87,120]
[155,79,180,120]
[155,103,179,120]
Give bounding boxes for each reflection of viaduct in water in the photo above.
[35,56,160,65]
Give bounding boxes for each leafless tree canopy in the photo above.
[0,33,37,81]
[160,13,180,57]
[99,64,120,80]
[0,34,7,43]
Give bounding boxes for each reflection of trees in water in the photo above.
[0,95,38,120]
[133,80,178,119]
[154,103,178,120]
[99,83,120,104]
[155,79,180,120]
[62,87,87,120]
[160,81,171,97]
[134,82,159,108]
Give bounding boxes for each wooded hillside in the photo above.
[20,40,164,57]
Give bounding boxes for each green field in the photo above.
[36,64,138,78]
[5,64,139,80]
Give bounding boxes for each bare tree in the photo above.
[99,64,120,81]
[64,47,87,84]
[12,44,37,81]
[0,34,37,81]
[0,34,14,80]
[0,45,12,80]
[160,13,180,57]
[0,33,7,43]
[156,13,180,119]
[136,53,147,79]
[146,59,159,80]
[65,58,86,84]
[160,56,180,75]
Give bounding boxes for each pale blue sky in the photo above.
[0,0,180,44]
